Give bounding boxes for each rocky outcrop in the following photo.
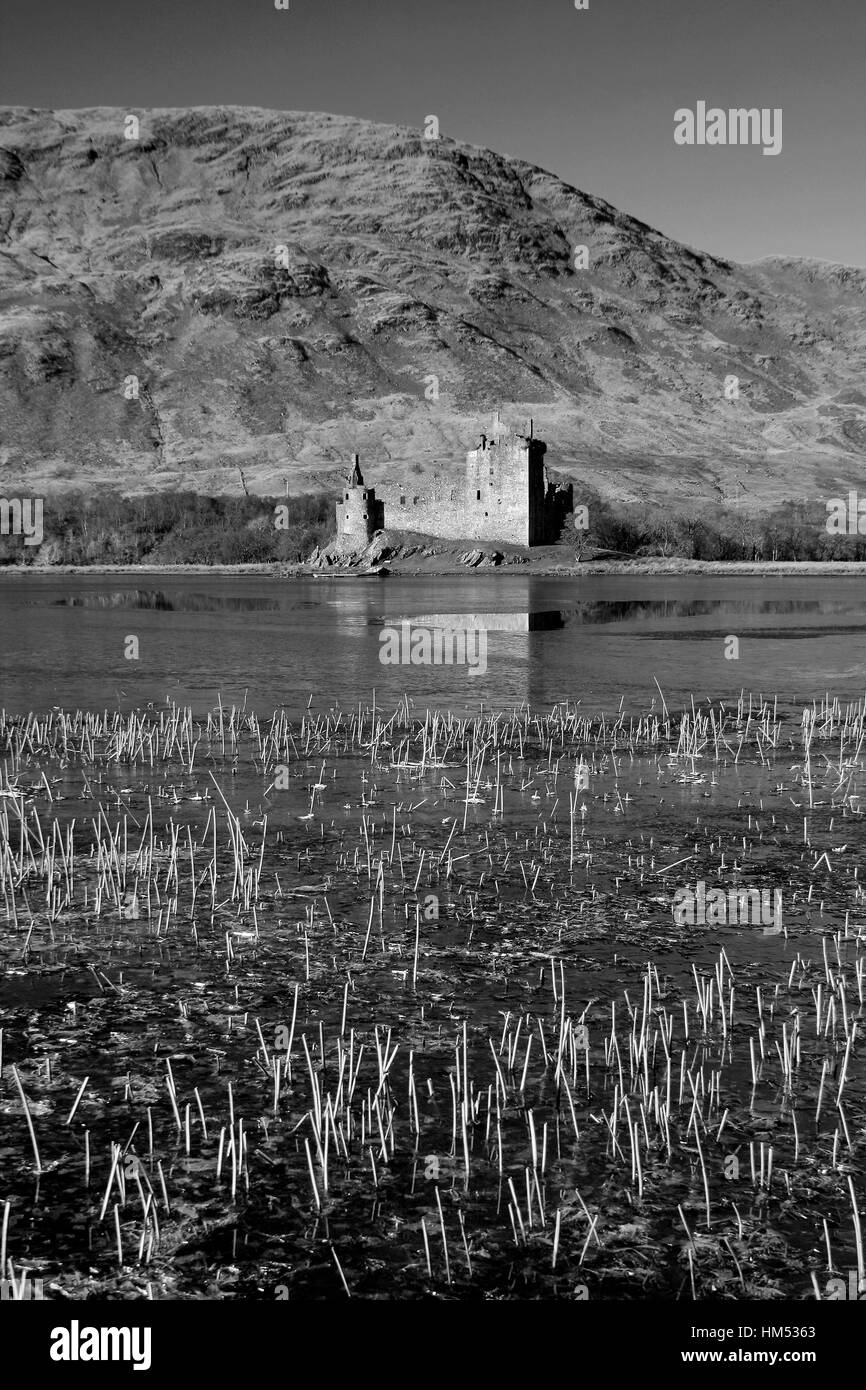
[460,549,504,568]
[308,532,393,569]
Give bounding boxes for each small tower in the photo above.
[336,453,383,545]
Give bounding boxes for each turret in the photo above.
[336,453,383,544]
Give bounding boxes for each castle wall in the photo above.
[378,484,533,546]
[336,431,572,550]
[376,476,465,541]
[380,436,547,546]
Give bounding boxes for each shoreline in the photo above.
[4,558,866,578]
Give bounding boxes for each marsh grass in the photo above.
[0,691,864,1298]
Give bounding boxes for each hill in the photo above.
[1,106,864,512]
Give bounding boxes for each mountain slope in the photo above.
[0,106,864,511]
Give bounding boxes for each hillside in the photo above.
[1,106,864,512]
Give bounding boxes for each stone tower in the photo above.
[464,423,553,546]
[335,454,384,545]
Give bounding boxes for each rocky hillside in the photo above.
[1,106,864,512]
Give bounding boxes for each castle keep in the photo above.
[335,426,572,548]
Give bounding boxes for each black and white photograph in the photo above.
[0,0,865,1363]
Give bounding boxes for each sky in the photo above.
[1,0,863,265]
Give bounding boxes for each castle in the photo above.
[336,424,572,548]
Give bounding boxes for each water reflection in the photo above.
[397,611,565,631]
[5,573,866,718]
[563,598,843,624]
[51,591,279,613]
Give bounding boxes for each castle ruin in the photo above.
[335,425,572,549]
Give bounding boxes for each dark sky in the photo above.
[2,0,863,264]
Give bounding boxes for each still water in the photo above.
[2,572,866,715]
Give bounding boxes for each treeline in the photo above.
[577,497,866,562]
[0,491,334,566]
[2,488,864,566]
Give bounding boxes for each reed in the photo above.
[3,689,866,1298]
